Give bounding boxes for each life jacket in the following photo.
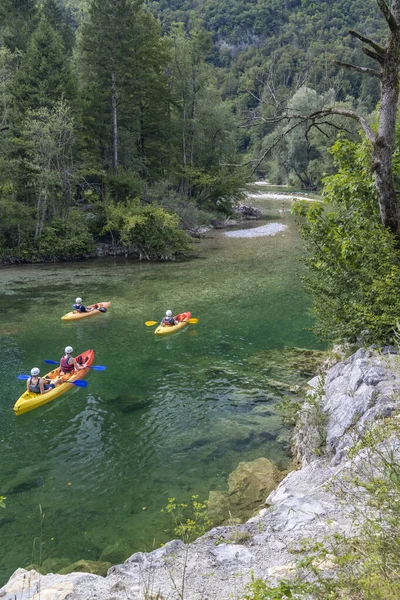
[72,303,86,312]
[29,377,41,394]
[60,355,74,372]
[162,317,175,326]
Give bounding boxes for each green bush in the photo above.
[294,136,400,345]
[102,200,192,260]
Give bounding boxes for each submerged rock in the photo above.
[207,457,284,525]
[100,541,132,565]
[58,559,112,577]
[25,558,71,575]
[1,466,45,495]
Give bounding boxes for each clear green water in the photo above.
[0,200,324,583]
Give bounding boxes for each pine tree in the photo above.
[79,0,170,177]
[0,0,38,52]
[42,0,75,53]
[14,15,75,113]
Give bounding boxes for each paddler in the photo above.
[72,297,94,313]
[27,368,61,395]
[161,310,177,326]
[59,346,86,374]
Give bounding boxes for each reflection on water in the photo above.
[0,201,325,583]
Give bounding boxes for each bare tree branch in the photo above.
[377,0,399,32]
[333,59,382,79]
[348,29,385,56]
[362,47,385,65]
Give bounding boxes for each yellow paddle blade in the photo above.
[188,318,198,324]
[145,321,158,326]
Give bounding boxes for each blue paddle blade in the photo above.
[17,374,30,380]
[70,379,88,387]
[44,359,58,365]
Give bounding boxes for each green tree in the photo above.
[79,0,170,177]
[21,100,77,240]
[14,15,74,112]
[169,26,244,210]
[0,0,38,52]
[294,136,400,344]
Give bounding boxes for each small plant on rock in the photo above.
[162,495,212,543]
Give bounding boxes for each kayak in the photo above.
[155,312,192,336]
[61,301,111,321]
[14,349,95,416]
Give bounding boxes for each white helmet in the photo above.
[31,367,40,376]
[166,310,172,317]
[75,297,82,304]
[65,346,73,354]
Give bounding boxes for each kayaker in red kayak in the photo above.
[161,310,177,326]
[60,346,86,374]
[27,368,61,395]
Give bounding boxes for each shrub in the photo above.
[102,200,192,260]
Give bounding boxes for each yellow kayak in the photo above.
[61,301,111,321]
[14,349,94,415]
[155,312,191,336]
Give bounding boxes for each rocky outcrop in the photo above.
[2,348,400,600]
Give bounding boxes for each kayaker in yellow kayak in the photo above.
[60,346,86,374]
[72,297,95,313]
[161,310,177,327]
[26,368,61,395]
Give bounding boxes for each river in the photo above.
[0,197,324,583]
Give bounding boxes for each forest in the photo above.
[0,0,388,263]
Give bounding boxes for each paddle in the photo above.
[145,318,199,326]
[17,375,88,387]
[43,359,106,371]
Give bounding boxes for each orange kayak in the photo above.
[155,312,192,335]
[61,301,111,321]
[14,349,95,415]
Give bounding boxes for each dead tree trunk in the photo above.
[329,0,400,237]
[371,0,400,235]
[251,0,400,240]
[111,71,118,174]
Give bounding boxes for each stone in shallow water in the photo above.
[58,559,112,577]
[100,540,132,565]
[207,457,284,525]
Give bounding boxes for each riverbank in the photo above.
[3,346,399,598]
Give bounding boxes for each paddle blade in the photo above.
[17,374,30,380]
[145,321,158,326]
[44,359,58,365]
[89,365,106,371]
[68,379,88,387]
[188,318,198,324]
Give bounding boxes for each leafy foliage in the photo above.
[294,136,400,344]
[102,201,192,260]
[0,0,246,263]
[162,495,212,543]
